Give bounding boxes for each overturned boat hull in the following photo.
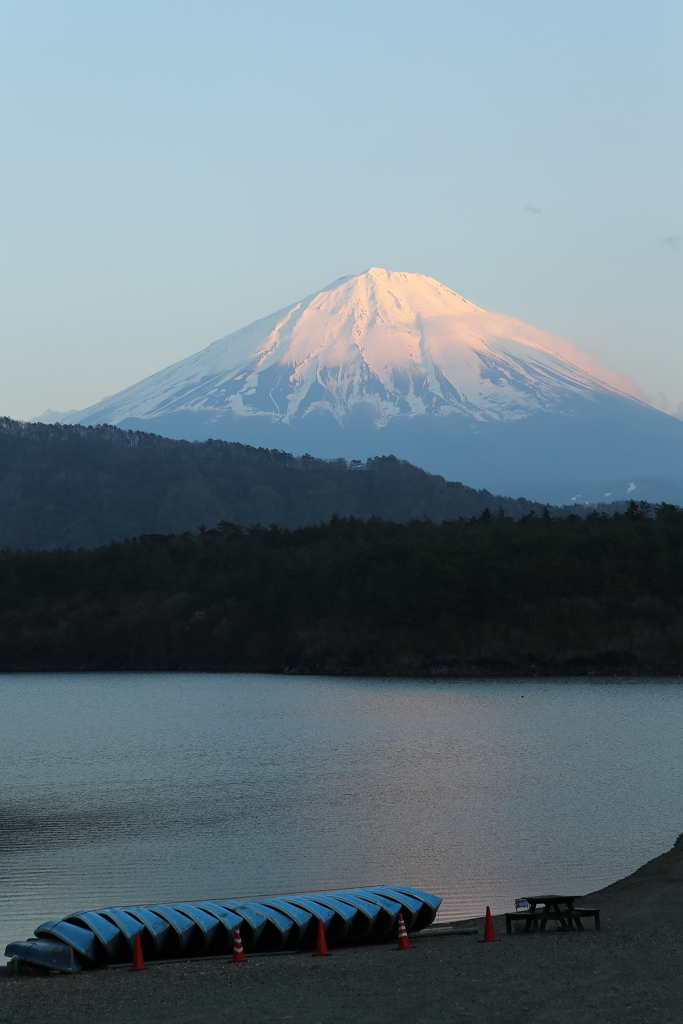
[5,885,441,972]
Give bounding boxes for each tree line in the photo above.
[1,500,681,675]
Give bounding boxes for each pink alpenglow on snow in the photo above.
[65,268,645,428]
[60,269,683,505]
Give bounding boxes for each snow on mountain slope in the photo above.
[57,268,683,504]
[63,268,646,429]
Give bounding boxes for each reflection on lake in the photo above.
[2,673,683,956]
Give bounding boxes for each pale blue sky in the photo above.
[1,0,681,420]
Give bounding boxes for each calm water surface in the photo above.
[2,674,683,957]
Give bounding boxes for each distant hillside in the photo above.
[0,417,589,550]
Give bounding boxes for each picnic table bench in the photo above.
[505,895,600,933]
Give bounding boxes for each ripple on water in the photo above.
[2,673,682,953]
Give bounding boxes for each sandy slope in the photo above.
[3,836,683,1024]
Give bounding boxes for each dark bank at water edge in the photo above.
[1,503,683,675]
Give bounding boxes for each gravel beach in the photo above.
[3,836,683,1024]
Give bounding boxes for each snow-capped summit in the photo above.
[66,267,643,429]
[59,268,683,504]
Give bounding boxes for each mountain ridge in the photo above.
[53,268,683,504]
[0,416,635,550]
[61,267,646,427]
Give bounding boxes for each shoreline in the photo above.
[3,836,683,1023]
[2,666,683,678]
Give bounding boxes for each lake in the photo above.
[2,673,683,958]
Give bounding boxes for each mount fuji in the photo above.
[59,268,683,504]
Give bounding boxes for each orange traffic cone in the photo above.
[313,917,330,956]
[479,906,499,943]
[129,931,147,971]
[232,923,246,962]
[395,912,413,950]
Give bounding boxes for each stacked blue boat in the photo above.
[5,886,441,972]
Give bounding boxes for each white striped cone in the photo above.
[232,923,246,962]
[396,912,413,950]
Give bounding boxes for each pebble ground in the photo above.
[3,837,683,1023]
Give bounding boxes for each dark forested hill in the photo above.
[0,417,561,549]
[0,505,681,675]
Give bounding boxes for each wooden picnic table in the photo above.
[505,895,600,933]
